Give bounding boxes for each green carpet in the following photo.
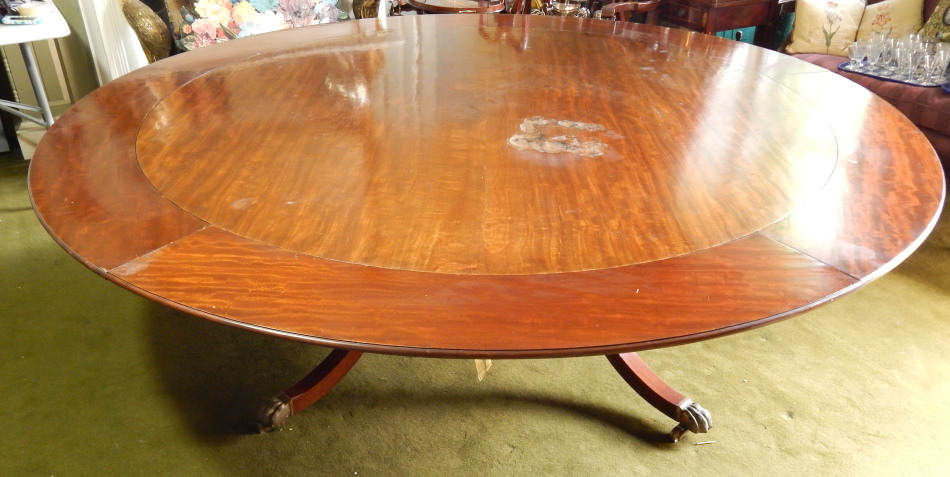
[2,153,948,476]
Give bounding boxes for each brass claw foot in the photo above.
[669,400,712,442]
[607,352,713,443]
[256,349,362,432]
[257,395,292,433]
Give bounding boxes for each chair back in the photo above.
[599,0,662,23]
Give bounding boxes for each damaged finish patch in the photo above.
[508,116,607,157]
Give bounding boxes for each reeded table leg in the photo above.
[606,352,712,442]
[257,348,363,432]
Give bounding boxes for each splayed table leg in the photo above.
[257,348,363,432]
[607,352,712,442]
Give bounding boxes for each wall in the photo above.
[78,0,150,84]
[52,0,99,100]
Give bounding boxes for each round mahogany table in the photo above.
[29,15,945,439]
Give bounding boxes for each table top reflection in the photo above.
[29,15,944,357]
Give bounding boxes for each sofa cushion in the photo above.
[787,0,867,55]
[918,0,950,40]
[857,0,925,40]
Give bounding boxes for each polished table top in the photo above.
[29,15,945,358]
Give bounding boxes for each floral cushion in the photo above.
[787,0,867,55]
[175,0,350,51]
[856,0,924,40]
[918,0,950,40]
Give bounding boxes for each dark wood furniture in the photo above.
[600,0,662,22]
[406,0,507,13]
[28,15,945,441]
[660,0,772,34]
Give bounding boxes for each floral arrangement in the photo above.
[176,0,349,51]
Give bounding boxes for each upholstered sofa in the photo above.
[790,0,950,168]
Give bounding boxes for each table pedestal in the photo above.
[258,351,712,442]
[256,349,363,433]
[607,353,712,442]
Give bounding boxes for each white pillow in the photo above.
[856,0,924,40]
[787,0,867,55]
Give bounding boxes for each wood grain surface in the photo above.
[29,15,945,357]
[134,19,834,275]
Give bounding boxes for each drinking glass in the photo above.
[879,38,895,74]
[891,45,910,79]
[866,40,884,73]
[915,53,935,84]
[847,41,866,71]
[920,37,939,56]
[897,35,918,56]
[933,44,950,83]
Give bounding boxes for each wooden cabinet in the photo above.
[660,0,773,35]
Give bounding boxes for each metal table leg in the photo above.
[0,42,55,128]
